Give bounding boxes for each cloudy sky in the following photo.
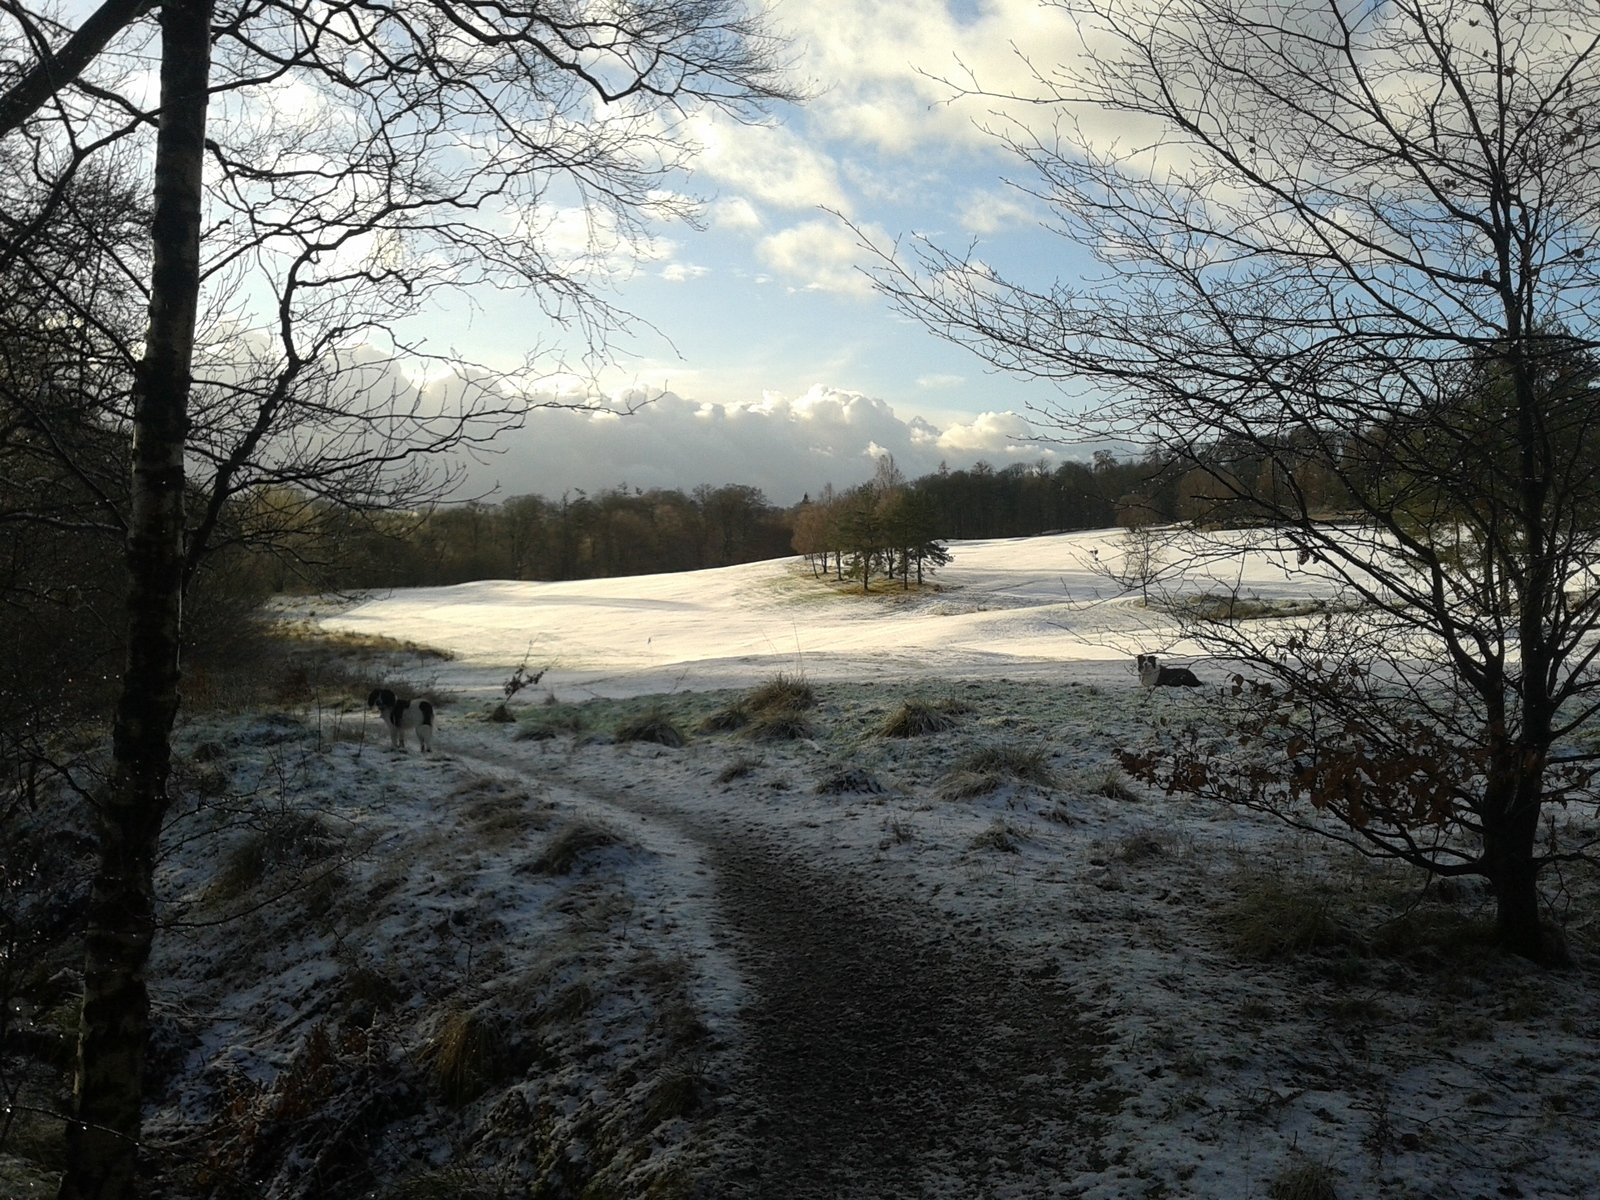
[424,0,1109,506]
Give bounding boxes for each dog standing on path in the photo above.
[368,688,435,752]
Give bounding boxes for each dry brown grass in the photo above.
[877,699,960,738]
[1222,871,1350,961]
[529,821,625,875]
[745,672,817,714]
[939,744,1058,799]
[424,1007,516,1106]
[615,708,688,748]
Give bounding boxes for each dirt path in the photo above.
[517,756,1117,1199]
[692,824,1114,1199]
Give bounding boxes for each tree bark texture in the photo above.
[1484,759,1563,965]
[60,1,213,1195]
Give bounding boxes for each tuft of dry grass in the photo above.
[424,1007,516,1106]
[1268,1156,1341,1200]
[939,743,1058,799]
[516,708,586,740]
[1370,905,1500,967]
[815,766,887,795]
[744,710,815,741]
[716,756,762,784]
[1078,764,1140,801]
[209,809,340,902]
[969,819,1024,853]
[745,672,816,714]
[1222,871,1349,961]
[340,964,406,1019]
[697,703,750,733]
[877,699,960,738]
[643,1067,704,1127]
[529,820,624,875]
[375,1165,510,1200]
[615,708,688,748]
[1113,829,1172,864]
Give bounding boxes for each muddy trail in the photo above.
[697,827,1115,1198]
[532,755,1120,1199]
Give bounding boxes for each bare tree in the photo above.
[0,2,794,1196]
[863,0,1600,963]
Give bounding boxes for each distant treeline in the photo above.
[260,429,1405,590]
[268,454,1174,590]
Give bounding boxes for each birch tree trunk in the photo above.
[60,1,213,1194]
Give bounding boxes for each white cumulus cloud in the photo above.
[756,219,878,296]
[463,383,1069,505]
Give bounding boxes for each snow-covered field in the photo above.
[312,528,1338,702]
[14,529,1598,1199]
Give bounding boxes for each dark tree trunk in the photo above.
[60,2,213,1195]
[1482,751,1564,966]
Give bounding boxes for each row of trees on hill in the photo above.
[245,411,1560,593]
[259,483,797,590]
[236,454,1155,590]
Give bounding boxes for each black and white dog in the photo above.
[1136,654,1203,689]
[367,688,435,753]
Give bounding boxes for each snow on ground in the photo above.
[313,527,1340,702]
[37,529,1594,1198]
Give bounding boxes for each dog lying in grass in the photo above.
[1135,653,1202,689]
[368,688,435,752]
